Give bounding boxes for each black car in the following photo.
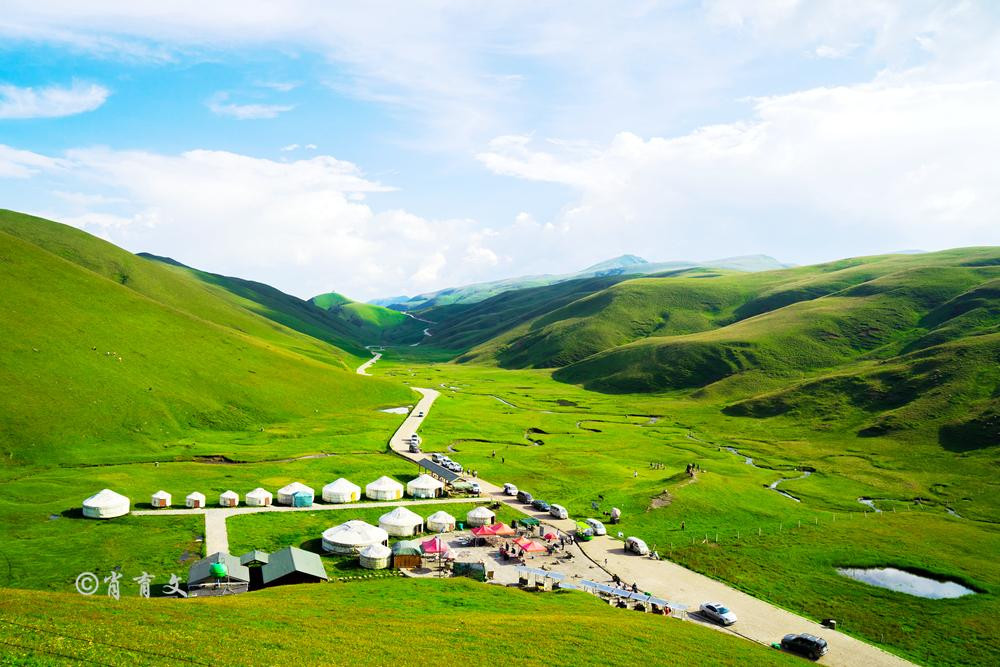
[531,499,551,512]
[780,634,828,660]
[516,490,534,504]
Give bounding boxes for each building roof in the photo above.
[360,543,391,559]
[186,491,206,501]
[246,487,272,499]
[240,550,270,566]
[416,459,460,483]
[366,475,404,491]
[220,490,238,500]
[188,552,250,585]
[467,506,496,519]
[391,540,423,556]
[322,520,388,546]
[278,482,314,496]
[151,490,171,499]
[323,478,360,493]
[379,506,424,527]
[261,546,329,584]
[407,473,445,490]
[83,489,129,509]
[426,510,456,524]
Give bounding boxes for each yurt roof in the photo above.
[467,505,496,518]
[360,543,392,559]
[83,489,129,509]
[186,491,206,500]
[379,506,424,527]
[220,490,238,499]
[392,540,423,555]
[367,476,404,490]
[322,520,388,544]
[278,481,314,495]
[408,473,444,488]
[426,510,456,523]
[324,478,360,492]
[151,490,170,499]
[246,487,272,498]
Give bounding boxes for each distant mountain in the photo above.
[310,291,426,344]
[374,254,788,310]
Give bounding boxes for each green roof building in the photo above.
[261,547,329,587]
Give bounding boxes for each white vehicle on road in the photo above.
[584,518,606,535]
[699,602,737,626]
[625,536,649,555]
[503,483,518,496]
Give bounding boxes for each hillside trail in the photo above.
[356,352,382,375]
[368,355,914,667]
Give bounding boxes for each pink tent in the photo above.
[421,536,447,554]
[471,522,515,537]
[513,536,547,553]
[544,532,558,541]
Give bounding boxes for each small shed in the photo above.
[379,506,424,536]
[82,489,130,519]
[186,492,206,509]
[426,510,456,533]
[219,490,239,508]
[365,476,404,501]
[277,482,314,506]
[151,490,171,509]
[406,473,445,498]
[261,547,329,587]
[240,550,270,567]
[322,478,361,503]
[245,488,272,507]
[466,505,496,527]
[391,540,423,569]
[359,543,392,570]
[187,552,250,597]
[322,520,389,554]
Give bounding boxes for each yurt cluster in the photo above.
[81,473,450,517]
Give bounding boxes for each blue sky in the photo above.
[1,1,999,299]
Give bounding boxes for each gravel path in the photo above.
[355,352,382,375]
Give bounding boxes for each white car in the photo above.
[699,602,737,626]
[585,518,606,535]
[503,483,518,496]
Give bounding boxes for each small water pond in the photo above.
[837,567,977,599]
[379,407,410,414]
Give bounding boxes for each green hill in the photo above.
[310,291,426,344]
[0,210,412,466]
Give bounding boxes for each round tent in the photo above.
[359,543,392,570]
[365,476,404,501]
[245,487,272,507]
[321,520,389,555]
[82,489,130,519]
[322,478,361,503]
[378,506,424,536]
[185,491,206,509]
[426,510,456,533]
[406,474,444,499]
[466,505,496,527]
[219,490,239,508]
[151,490,171,509]
[277,482,314,506]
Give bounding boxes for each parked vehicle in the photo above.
[408,442,420,453]
[625,536,649,555]
[503,483,518,496]
[452,481,481,496]
[585,518,606,536]
[549,504,568,519]
[416,410,425,417]
[699,602,737,626]
[575,521,594,541]
[780,634,828,660]
[531,499,551,512]
[517,490,534,504]
[446,462,463,473]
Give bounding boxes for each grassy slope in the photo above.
[0,580,798,666]
[0,211,413,466]
[311,291,426,344]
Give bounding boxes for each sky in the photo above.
[1,1,999,301]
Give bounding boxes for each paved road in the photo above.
[356,352,382,375]
[378,370,913,667]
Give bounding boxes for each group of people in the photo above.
[685,462,701,476]
[611,573,642,594]
[648,462,666,469]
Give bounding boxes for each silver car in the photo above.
[699,602,737,626]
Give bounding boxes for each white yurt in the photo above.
[219,490,239,508]
[426,510,456,533]
[379,506,425,536]
[277,482,315,506]
[186,491,206,509]
[365,476,404,501]
[321,520,389,554]
[359,543,392,570]
[406,473,444,499]
[245,487,273,507]
[82,489,130,519]
[151,490,171,508]
[466,505,496,527]
[322,478,361,503]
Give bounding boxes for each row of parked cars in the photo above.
[429,451,464,473]
[502,483,608,540]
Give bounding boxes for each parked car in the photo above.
[699,602,737,626]
[531,499,551,512]
[416,410,425,417]
[575,521,594,541]
[503,483,518,496]
[585,518,607,536]
[452,481,481,496]
[625,536,649,555]
[780,634,828,660]
[408,442,420,453]
[517,490,534,504]
[447,462,463,473]
[549,504,568,519]
[431,453,444,463]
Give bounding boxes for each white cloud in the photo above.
[478,80,1000,264]
[0,144,69,177]
[0,81,109,119]
[207,92,293,119]
[305,143,317,150]
[280,143,300,151]
[256,80,299,92]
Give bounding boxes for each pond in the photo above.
[837,567,976,599]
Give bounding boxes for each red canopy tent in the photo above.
[543,532,559,541]
[513,536,547,553]
[421,536,447,554]
[471,522,515,537]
